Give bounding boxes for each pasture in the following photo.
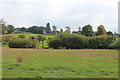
[2,48,118,78]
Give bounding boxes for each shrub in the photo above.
[37,35,46,43]
[49,33,88,49]
[18,35,25,38]
[2,35,12,43]
[49,38,61,49]
[88,35,114,49]
[8,38,37,48]
[109,37,120,49]
[49,33,114,49]
[29,36,38,42]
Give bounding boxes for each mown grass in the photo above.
[2,48,118,78]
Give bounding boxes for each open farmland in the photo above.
[2,48,118,78]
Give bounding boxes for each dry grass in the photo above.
[16,56,23,63]
[2,48,118,59]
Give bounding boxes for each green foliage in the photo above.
[37,35,46,42]
[45,23,51,34]
[88,35,114,49]
[49,32,88,49]
[28,26,45,34]
[19,27,27,32]
[96,25,106,35]
[7,25,14,34]
[107,31,113,36]
[49,33,114,49]
[18,34,25,38]
[49,37,61,49]
[2,35,12,43]
[8,38,37,48]
[52,25,57,35]
[0,19,7,34]
[65,27,71,33]
[109,37,120,49]
[82,24,94,37]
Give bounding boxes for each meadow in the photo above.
[2,48,118,78]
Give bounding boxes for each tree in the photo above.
[7,25,14,34]
[60,28,63,32]
[96,25,106,35]
[107,31,113,36]
[45,23,51,34]
[65,27,71,33]
[82,24,94,37]
[52,25,57,35]
[0,19,7,34]
[20,27,27,32]
[78,27,82,34]
[52,25,57,31]
[28,26,45,34]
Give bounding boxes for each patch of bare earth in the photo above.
[52,70,63,72]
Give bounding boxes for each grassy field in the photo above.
[2,33,54,39]
[2,48,118,78]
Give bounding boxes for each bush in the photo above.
[2,35,12,43]
[49,33,88,49]
[37,35,46,43]
[18,35,25,38]
[49,33,114,49]
[8,38,37,48]
[49,37,61,49]
[88,35,114,49]
[109,37,120,49]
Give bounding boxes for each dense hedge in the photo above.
[49,33,115,49]
[8,38,37,48]
[109,37,120,49]
[88,35,114,49]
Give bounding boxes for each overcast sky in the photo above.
[0,0,119,32]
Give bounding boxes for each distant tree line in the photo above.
[0,19,119,37]
[0,19,118,37]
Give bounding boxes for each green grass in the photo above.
[2,33,54,39]
[2,48,118,78]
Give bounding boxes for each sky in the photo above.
[0,0,119,32]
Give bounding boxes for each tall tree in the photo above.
[78,27,82,34]
[60,28,63,32]
[82,24,94,37]
[65,27,71,33]
[52,25,57,35]
[0,19,7,34]
[7,25,14,34]
[45,23,51,34]
[52,25,57,31]
[96,25,106,35]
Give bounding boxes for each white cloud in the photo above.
[0,0,118,32]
